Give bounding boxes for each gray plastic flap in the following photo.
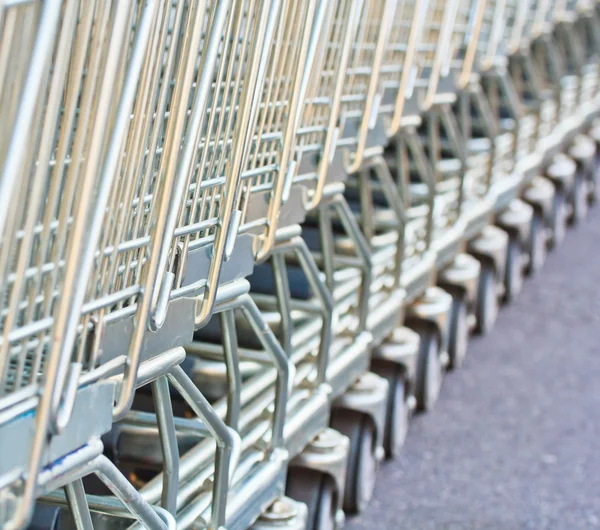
[182,234,255,287]
[100,297,195,364]
[0,382,115,477]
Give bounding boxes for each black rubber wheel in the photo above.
[550,189,567,248]
[569,173,588,225]
[371,360,409,459]
[527,213,547,275]
[414,329,442,412]
[286,468,336,530]
[589,158,599,204]
[476,265,498,335]
[503,236,523,303]
[448,296,469,369]
[29,505,62,530]
[330,410,377,514]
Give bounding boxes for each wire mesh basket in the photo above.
[0,0,165,527]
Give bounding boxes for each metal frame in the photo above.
[0,1,163,527]
[5,2,600,530]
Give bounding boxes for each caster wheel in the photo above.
[413,329,442,412]
[29,505,61,530]
[476,265,498,335]
[371,360,410,459]
[330,409,377,514]
[527,213,547,275]
[589,168,599,204]
[448,296,469,369]
[550,189,567,248]
[588,156,599,204]
[588,128,600,203]
[503,236,523,303]
[590,155,599,204]
[286,469,336,530]
[569,173,588,225]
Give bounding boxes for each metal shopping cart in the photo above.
[94,3,330,530]
[429,0,514,331]
[583,0,600,201]
[284,2,454,521]
[389,0,484,368]
[4,1,598,530]
[25,2,298,529]
[553,1,598,223]
[270,0,427,522]
[527,0,580,245]
[560,0,600,215]
[0,1,180,528]
[470,0,548,295]
[497,0,564,287]
[534,0,597,236]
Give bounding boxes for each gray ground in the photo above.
[347,207,600,530]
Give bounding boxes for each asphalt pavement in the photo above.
[347,206,600,530]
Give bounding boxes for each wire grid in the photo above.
[501,0,524,55]
[236,0,318,242]
[291,0,360,203]
[411,0,473,106]
[406,3,474,234]
[0,0,47,169]
[475,0,509,71]
[337,0,395,170]
[77,0,280,370]
[0,0,152,406]
[173,0,276,256]
[513,0,540,47]
[531,0,560,90]
[376,0,422,131]
[448,0,478,90]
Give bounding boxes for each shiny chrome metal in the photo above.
[240,0,325,261]
[337,0,398,173]
[6,2,600,530]
[0,1,162,527]
[295,0,365,211]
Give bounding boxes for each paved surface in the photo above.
[348,206,600,530]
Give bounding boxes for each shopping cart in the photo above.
[250,0,424,521]
[87,3,330,530]
[561,0,600,214]
[0,1,181,528]
[282,2,455,521]
[386,0,484,368]
[24,2,298,529]
[527,0,575,245]
[496,0,566,283]
[572,0,600,107]
[583,0,600,201]
[502,0,540,166]
[466,0,548,291]
[535,0,597,233]
[5,1,599,529]
[466,0,521,200]
[552,0,583,124]
[418,0,513,334]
